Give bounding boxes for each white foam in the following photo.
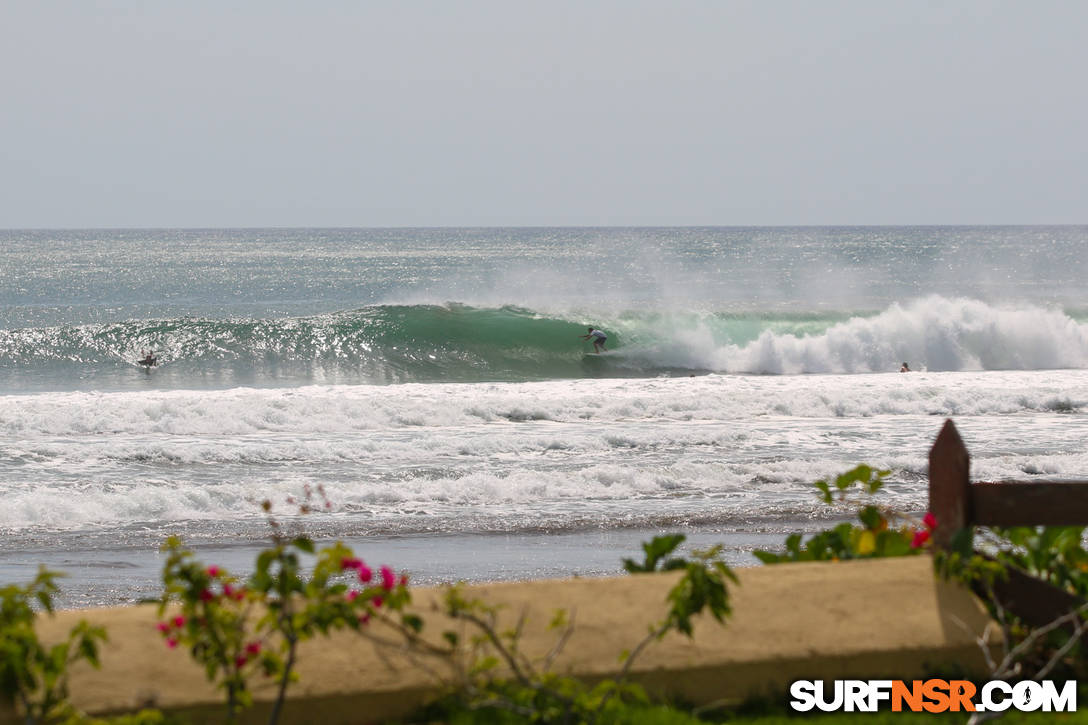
[1,368,1086,438]
[2,368,1087,533]
[604,296,1088,374]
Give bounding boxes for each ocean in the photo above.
[1,226,1086,607]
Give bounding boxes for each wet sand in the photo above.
[0,525,800,608]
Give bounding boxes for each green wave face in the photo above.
[0,305,666,386]
[340,304,610,382]
[4,303,832,387]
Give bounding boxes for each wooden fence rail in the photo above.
[928,419,1088,627]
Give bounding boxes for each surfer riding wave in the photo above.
[580,327,608,354]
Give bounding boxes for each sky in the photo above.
[2,1,1087,228]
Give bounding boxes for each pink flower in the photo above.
[166,638,178,649]
[235,655,248,668]
[923,511,938,530]
[346,589,360,602]
[911,529,931,549]
[372,596,383,609]
[231,587,246,601]
[222,584,234,598]
[340,557,361,571]
[245,641,261,656]
[207,566,221,578]
[199,588,215,602]
[157,622,169,633]
[358,565,372,583]
[399,574,409,587]
[359,613,371,625]
[172,615,186,628]
[380,565,395,591]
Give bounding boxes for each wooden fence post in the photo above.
[928,419,971,550]
[925,418,1088,630]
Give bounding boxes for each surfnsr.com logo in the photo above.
[789,679,1077,713]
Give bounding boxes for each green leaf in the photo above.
[255,550,276,577]
[858,505,885,530]
[876,531,914,558]
[291,537,315,554]
[472,655,499,674]
[548,609,568,630]
[623,534,687,573]
[835,465,870,490]
[950,527,974,557]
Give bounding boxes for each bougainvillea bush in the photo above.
[158,499,413,724]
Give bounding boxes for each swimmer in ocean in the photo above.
[580,327,608,353]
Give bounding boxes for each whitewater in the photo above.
[1,226,1086,606]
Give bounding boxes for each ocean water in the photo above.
[1,226,1087,606]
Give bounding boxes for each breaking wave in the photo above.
[0,296,1085,389]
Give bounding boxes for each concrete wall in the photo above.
[5,556,999,724]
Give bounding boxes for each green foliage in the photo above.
[790,470,1088,684]
[622,533,688,573]
[812,464,888,504]
[158,537,258,718]
[988,525,1088,596]
[933,525,1007,593]
[754,465,928,564]
[935,524,1088,681]
[431,534,738,724]
[935,523,1088,617]
[159,530,412,724]
[664,547,737,637]
[626,536,738,638]
[0,567,107,724]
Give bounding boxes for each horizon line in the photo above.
[3,222,1086,233]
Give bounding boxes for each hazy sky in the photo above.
[3,1,1086,228]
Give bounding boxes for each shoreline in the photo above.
[0,525,794,609]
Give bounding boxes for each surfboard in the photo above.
[137,357,157,367]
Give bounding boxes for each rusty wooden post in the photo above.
[928,419,971,550]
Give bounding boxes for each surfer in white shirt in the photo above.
[580,327,608,354]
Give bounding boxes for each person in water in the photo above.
[581,327,608,353]
[900,362,911,372]
[140,350,156,366]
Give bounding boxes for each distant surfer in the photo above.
[900,362,911,372]
[580,327,608,354]
[139,350,157,368]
